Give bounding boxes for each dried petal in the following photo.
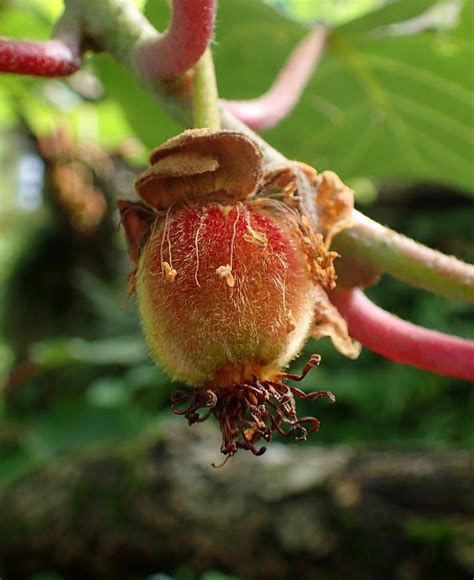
[256,163,358,358]
[312,286,361,359]
[259,163,354,245]
[313,169,354,245]
[135,129,263,210]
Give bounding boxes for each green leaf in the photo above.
[453,0,474,41]
[0,7,52,39]
[30,336,148,369]
[215,0,474,195]
[337,0,437,34]
[0,447,37,490]
[93,53,181,149]
[27,400,146,457]
[263,0,385,25]
[215,0,303,100]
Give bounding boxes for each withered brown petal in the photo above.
[258,163,354,247]
[314,170,354,245]
[312,286,361,359]
[135,129,263,210]
[118,200,154,264]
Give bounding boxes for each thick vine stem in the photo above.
[334,211,474,303]
[224,26,327,131]
[66,0,194,126]
[0,39,80,76]
[0,9,82,77]
[330,288,474,381]
[136,0,216,81]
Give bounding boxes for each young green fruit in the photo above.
[120,129,359,458]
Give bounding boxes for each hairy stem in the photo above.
[330,288,474,382]
[0,8,82,77]
[193,48,221,130]
[334,211,474,303]
[0,39,80,76]
[68,0,193,125]
[136,0,216,81]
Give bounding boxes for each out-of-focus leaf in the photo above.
[0,87,17,128]
[264,0,384,25]
[453,0,473,39]
[337,0,437,33]
[0,446,37,489]
[93,54,181,149]
[87,377,132,407]
[30,336,147,369]
[0,7,51,39]
[215,0,474,195]
[28,0,63,21]
[27,400,147,457]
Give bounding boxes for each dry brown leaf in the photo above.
[311,286,361,359]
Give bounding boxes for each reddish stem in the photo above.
[224,26,327,131]
[329,288,474,382]
[137,0,216,81]
[0,38,81,77]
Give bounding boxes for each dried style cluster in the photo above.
[120,129,359,458]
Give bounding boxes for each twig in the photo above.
[330,288,474,381]
[136,0,216,80]
[334,211,474,303]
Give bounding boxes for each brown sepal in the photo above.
[313,169,354,245]
[312,286,361,359]
[135,129,263,210]
[260,163,354,245]
[258,163,359,359]
[118,200,155,264]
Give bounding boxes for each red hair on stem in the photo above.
[0,38,81,77]
[137,0,216,80]
[330,288,474,382]
[224,27,327,131]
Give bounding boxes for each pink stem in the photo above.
[329,288,474,382]
[137,0,216,81]
[0,38,81,76]
[224,26,327,131]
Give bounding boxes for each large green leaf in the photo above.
[337,0,437,33]
[214,0,474,194]
[264,0,384,25]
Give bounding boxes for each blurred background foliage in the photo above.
[0,0,473,577]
